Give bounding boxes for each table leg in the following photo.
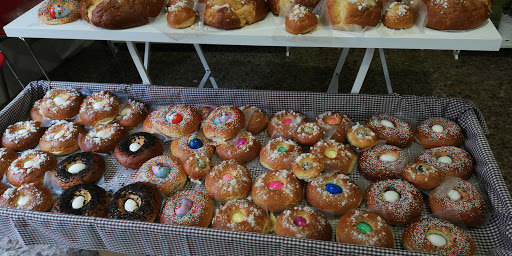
[144,42,151,70]
[193,44,217,88]
[0,51,25,89]
[107,41,127,83]
[126,41,152,85]
[19,37,50,81]
[327,48,350,93]
[350,48,375,94]
[378,48,393,94]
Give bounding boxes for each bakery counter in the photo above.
[0,80,511,255]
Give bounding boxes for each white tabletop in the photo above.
[4,2,502,51]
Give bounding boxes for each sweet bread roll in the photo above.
[285,5,318,35]
[38,0,81,25]
[383,2,417,29]
[39,88,83,120]
[80,0,165,29]
[0,183,53,212]
[202,0,269,30]
[240,106,268,134]
[269,0,321,15]
[326,0,383,30]
[424,0,490,30]
[167,0,197,29]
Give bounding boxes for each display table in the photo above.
[0,80,511,255]
[3,3,503,92]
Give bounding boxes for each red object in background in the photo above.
[0,52,5,67]
[0,0,40,35]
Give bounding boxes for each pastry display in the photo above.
[79,91,120,127]
[326,0,383,30]
[38,0,80,25]
[315,111,351,143]
[1,120,45,152]
[170,133,215,162]
[7,150,57,187]
[275,207,332,241]
[183,153,211,180]
[259,137,302,170]
[39,88,83,120]
[151,105,202,138]
[346,123,378,149]
[54,152,105,189]
[0,183,53,212]
[211,200,272,233]
[239,106,268,134]
[365,179,423,225]
[336,210,394,248]
[358,144,408,181]
[135,155,188,196]
[39,120,84,156]
[215,131,261,163]
[383,2,417,29]
[295,122,323,145]
[267,110,306,140]
[205,160,252,203]
[403,217,476,255]
[80,0,165,29]
[417,146,474,179]
[202,0,269,30]
[309,140,357,174]
[114,132,164,169]
[107,182,162,222]
[80,123,129,153]
[116,99,149,128]
[202,106,245,142]
[416,117,464,148]
[291,153,324,181]
[424,0,491,30]
[306,172,362,215]
[167,0,197,29]
[285,5,318,35]
[52,184,111,217]
[252,169,303,212]
[429,177,486,227]
[160,190,215,227]
[402,162,444,190]
[366,114,414,148]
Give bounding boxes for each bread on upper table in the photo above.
[201,0,269,29]
[423,0,491,30]
[326,0,383,30]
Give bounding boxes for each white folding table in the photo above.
[4,3,502,93]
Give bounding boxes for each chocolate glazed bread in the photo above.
[80,0,165,29]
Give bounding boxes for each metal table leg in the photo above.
[379,48,393,94]
[126,41,152,85]
[193,44,217,88]
[350,48,375,94]
[144,42,151,70]
[0,51,25,89]
[19,37,50,81]
[327,48,350,93]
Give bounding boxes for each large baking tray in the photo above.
[0,80,511,255]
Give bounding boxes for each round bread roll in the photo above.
[7,150,57,187]
[240,106,268,134]
[202,0,269,30]
[259,138,303,170]
[403,217,476,255]
[285,5,318,35]
[170,134,215,163]
[38,0,80,25]
[347,123,378,149]
[80,0,165,29]
[39,88,83,120]
[151,105,202,138]
[2,120,45,152]
[428,177,486,227]
[116,99,149,128]
[416,146,474,180]
[336,210,394,248]
[383,2,417,29]
[358,144,408,181]
[160,190,215,227]
[202,106,246,143]
[167,0,197,29]
[291,153,324,181]
[366,113,414,148]
[424,0,490,30]
[205,160,252,203]
[295,122,323,146]
[211,200,273,233]
[402,162,444,190]
[315,111,352,143]
[326,0,383,30]
[0,183,53,212]
[275,207,332,241]
[114,132,164,169]
[79,91,120,127]
[306,172,362,215]
[309,140,357,174]
[52,184,111,217]
[215,131,261,163]
[416,117,464,148]
[252,169,303,212]
[135,155,188,196]
[267,110,307,140]
[80,123,129,153]
[39,120,84,156]
[54,152,105,189]
[183,153,212,180]
[107,182,162,222]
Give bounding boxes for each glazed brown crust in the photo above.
[80,123,129,153]
[0,148,18,177]
[39,88,83,120]
[167,2,196,29]
[416,117,463,148]
[336,210,394,248]
[151,105,202,138]
[327,0,383,30]
[366,114,415,148]
[30,102,43,122]
[205,160,252,203]
[403,218,476,255]
[215,131,262,163]
[183,154,211,180]
[285,6,318,35]
[79,91,120,127]
[170,135,215,163]
[1,121,45,152]
[259,138,303,170]
[117,99,149,128]
[0,183,53,212]
[252,169,303,212]
[268,0,321,15]
[315,111,352,143]
[383,2,417,29]
[267,110,307,140]
[39,121,84,156]
[347,124,378,149]
[240,106,268,134]
[294,122,323,146]
[107,182,162,222]
[211,200,272,233]
[203,0,269,30]
[52,184,111,217]
[306,172,362,215]
[428,177,486,227]
[202,106,245,142]
[309,140,357,174]
[7,150,57,187]
[135,155,188,196]
[114,132,164,169]
[423,0,490,30]
[402,162,444,190]
[291,153,324,181]
[80,0,165,29]
[54,152,105,189]
[275,207,332,241]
